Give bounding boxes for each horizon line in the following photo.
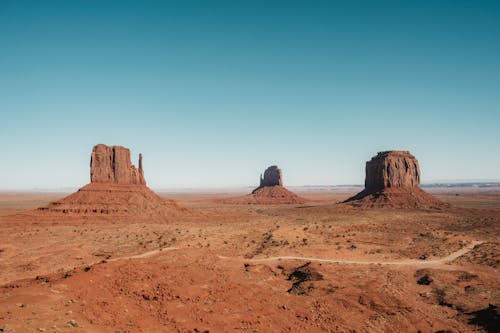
[2,180,500,193]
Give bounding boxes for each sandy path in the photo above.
[1,242,482,286]
[108,246,179,261]
[240,241,483,269]
[114,241,482,269]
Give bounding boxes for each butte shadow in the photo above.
[344,151,447,209]
[221,165,307,205]
[35,144,189,222]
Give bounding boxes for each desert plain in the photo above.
[0,187,498,333]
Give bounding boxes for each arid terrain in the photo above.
[0,188,498,332]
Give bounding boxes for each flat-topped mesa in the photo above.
[365,150,420,192]
[90,144,146,185]
[345,150,446,209]
[258,165,283,188]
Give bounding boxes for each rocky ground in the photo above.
[0,189,498,332]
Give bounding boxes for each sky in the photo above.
[1,0,499,190]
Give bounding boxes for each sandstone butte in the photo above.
[35,144,187,220]
[90,144,146,185]
[223,165,306,205]
[344,151,446,209]
[255,165,283,188]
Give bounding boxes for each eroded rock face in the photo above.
[259,165,283,187]
[344,150,445,208]
[232,165,306,204]
[34,143,192,219]
[365,151,420,193]
[90,144,146,185]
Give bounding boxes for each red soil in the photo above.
[0,190,498,332]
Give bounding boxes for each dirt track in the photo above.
[220,240,483,269]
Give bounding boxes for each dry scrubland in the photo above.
[0,189,499,332]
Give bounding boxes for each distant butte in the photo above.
[254,165,283,190]
[344,151,446,209]
[224,165,306,204]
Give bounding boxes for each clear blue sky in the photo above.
[1,0,499,189]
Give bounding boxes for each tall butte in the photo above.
[37,144,187,220]
[256,165,283,188]
[90,144,146,185]
[344,151,446,209]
